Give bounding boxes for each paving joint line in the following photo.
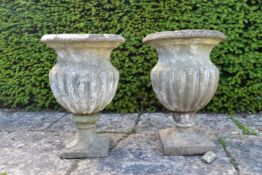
[107,113,142,150]
[45,113,68,130]
[216,135,240,174]
[132,112,142,133]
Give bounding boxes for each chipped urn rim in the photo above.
[143,30,226,43]
[41,34,125,44]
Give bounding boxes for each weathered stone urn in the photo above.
[41,34,125,158]
[143,30,226,155]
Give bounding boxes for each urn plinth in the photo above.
[41,34,125,158]
[143,30,226,155]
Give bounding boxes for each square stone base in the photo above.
[59,129,110,159]
[158,127,216,156]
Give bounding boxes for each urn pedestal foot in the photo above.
[59,114,110,159]
[158,113,215,156]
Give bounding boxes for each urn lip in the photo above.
[143,30,226,44]
[41,34,125,44]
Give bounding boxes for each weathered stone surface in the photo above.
[159,127,216,155]
[47,113,77,132]
[48,113,139,134]
[41,34,125,115]
[3,112,257,174]
[73,133,237,175]
[143,30,225,113]
[41,34,125,43]
[41,113,130,149]
[97,113,138,133]
[225,135,262,175]
[202,151,217,164]
[136,113,175,133]
[237,114,262,132]
[59,114,110,159]
[196,114,242,136]
[71,159,101,175]
[0,111,65,130]
[137,113,242,137]
[96,114,136,149]
[143,30,227,157]
[98,132,128,149]
[60,129,110,159]
[173,112,196,127]
[42,34,125,159]
[0,131,72,175]
[143,30,226,43]
[0,129,11,138]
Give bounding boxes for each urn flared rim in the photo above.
[143,30,226,44]
[41,34,125,44]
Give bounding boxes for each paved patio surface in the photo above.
[0,110,261,175]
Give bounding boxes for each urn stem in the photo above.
[73,113,99,129]
[173,112,196,128]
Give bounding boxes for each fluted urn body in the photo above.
[143,30,226,155]
[41,34,125,158]
[42,34,124,115]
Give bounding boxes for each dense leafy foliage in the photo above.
[0,0,261,113]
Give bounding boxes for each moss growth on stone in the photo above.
[217,136,226,150]
[230,116,258,135]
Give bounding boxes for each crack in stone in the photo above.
[225,148,240,175]
[97,113,142,150]
[216,135,240,175]
[132,112,142,133]
[64,160,79,175]
[110,136,128,150]
[45,113,68,130]
[108,114,141,150]
[135,113,142,126]
[111,113,141,149]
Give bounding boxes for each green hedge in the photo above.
[0,0,261,113]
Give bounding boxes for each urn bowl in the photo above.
[143,30,226,112]
[41,34,125,114]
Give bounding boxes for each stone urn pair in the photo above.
[41,30,225,158]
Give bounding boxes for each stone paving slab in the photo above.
[0,111,261,175]
[0,131,73,175]
[47,114,77,132]
[196,114,242,137]
[73,133,237,175]
[0,112,65,130]
[137,113,242,137]
[225,135,262,175]
[97,113,138,133]
[48,113,139,133]
[0,130,10,138]
[237,114,262,132]
[136,113,175,133]
[1,129,236,175]
[99,133,129,149]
